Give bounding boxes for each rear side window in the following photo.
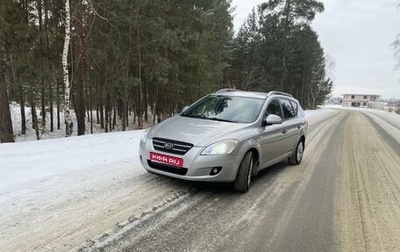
[290,100,298,116]
[280,99,296,119]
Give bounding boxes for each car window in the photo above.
[290,100,298,116]
[266,99,282,118]
[280,98,296,119]
[298,104,305,117]
[181,95,264,123]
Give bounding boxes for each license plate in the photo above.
[150,152,183,168]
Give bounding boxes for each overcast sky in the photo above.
[231,0,400,99]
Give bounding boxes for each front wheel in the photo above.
[233,151,254,193]
[288,139,304,165]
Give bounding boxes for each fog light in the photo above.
[210,167,222,175]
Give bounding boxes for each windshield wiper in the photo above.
[182,114,237,123]
[208,117,237,123]
[181,114,203,119]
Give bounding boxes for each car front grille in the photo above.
[147,160,188,175]
[152,137,193,155]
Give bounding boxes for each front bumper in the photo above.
[139,139,241,182]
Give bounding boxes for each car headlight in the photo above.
[201,140,238,155]
[141,128,149,143]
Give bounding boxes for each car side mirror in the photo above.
[263,114,283,126]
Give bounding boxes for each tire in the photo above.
[233,151,254,193]
[288,139,304,165]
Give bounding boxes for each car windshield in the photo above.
[181,95,264,123]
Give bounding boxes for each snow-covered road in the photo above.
[1,108,400,251]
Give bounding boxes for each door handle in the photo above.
[282,129,287,134]
[297,125,301,129]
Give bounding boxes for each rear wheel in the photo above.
[233,151,254,192]
[288,139,304,165]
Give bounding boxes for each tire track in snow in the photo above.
[340,111,400,252]
[0,165,195,252]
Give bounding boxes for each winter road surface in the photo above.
[1,108,400,252]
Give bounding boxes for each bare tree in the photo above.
[62,0,73,136]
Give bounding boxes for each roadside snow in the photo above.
[0,130,145,195]
[0,130,150,251]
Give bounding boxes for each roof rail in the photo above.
[216,88,239,93]
[267,91,293,98]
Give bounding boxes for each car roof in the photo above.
[213,89,268,99]
[213,89,294,100]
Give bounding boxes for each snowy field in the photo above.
[0,105,398,251]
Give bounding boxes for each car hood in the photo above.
[148,115,254,146]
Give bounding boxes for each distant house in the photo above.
[342,94,384,109]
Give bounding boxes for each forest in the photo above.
[0,0,332,143]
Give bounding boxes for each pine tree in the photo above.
[74,0,86,135]
[0,57,14,143]
[226,0,331,108]
[1,0,235,140]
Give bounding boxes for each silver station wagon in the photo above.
[139,89,308,192]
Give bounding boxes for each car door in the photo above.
[279,98,301,156]
[258,98,287,168]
